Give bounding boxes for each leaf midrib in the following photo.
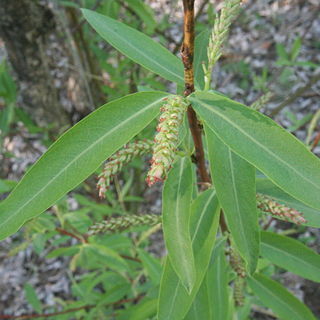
[0,97,165,228]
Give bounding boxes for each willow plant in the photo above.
[0,0,320,319]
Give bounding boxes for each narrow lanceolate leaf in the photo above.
[256,177,320,227]
[162,157,196,293]
[0,92,168,240]
[248,274,316,320]
[189,91,320,211]
[82,9,184,85]
[261,231,320,282]
[194,29,210,90]
[205,126,259,273]
[158,189,220,320]
[206,240,229,320]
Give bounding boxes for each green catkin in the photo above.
[146,96,188,186]
[251,92,273,110]
[88,214,161,235]
[229,243,246,307]
[97,139,153,198]
[256,193,307,225]
[204,0,242,90]
[234,276,245,306]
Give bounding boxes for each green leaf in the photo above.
[82,243,129,272]
[291,37,301,61]
[138,249,162,285]
[24,283,42,313]
[205,126,259,273]
[0,92,168,240]
[82,9,184,85]
[194,29,210,90]
[248,273,316,320]
[47,246,80,259]
[162,157,196,292]
[124,0,156,33]
[256,176,320,228]
[185,239,229,320]
[118,298,157,320]
[206,240,229,320]
[184,277,211,320]
[261,231,320,282]
[189,91,320,211]
[158,189,220,320]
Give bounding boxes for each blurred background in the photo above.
[0,0,319,318]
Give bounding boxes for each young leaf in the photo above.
[82,9,184,85]
[189,91,320,211]
[256,176,320,228]
[261,231,320,282]
[194,29,210,90]
[206,239,229,320]
[24,283,42,313]
[162,157,196,292]
[248,273,316,320]
[0,92,168,240]
[158,189,220,320]
[205,126,259,273]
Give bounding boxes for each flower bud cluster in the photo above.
[88,214,161,235]
[97,139,153,198]
[146,96,188,186]
[257,193,307,225]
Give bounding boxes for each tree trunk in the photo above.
[0,0,105,129]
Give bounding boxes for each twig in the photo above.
[182,0,211,184]
[55,227,88,243]
[311,131,320,151]
[173,0,210,54]
[269,73,320,117]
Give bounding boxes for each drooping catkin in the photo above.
[97,140,153,198]
[256,193,307,225]
[204,0,242,90]
[88,214,161,235]
[146,96,188,186]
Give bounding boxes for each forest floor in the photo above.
[0,0,319,318]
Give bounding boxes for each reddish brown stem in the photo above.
[181,0,211,184]
[181,0,228,234]
[311,131,320,151]
[55,227,88,243]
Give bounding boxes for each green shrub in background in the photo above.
[0,0,320,319]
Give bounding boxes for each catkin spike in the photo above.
[251,92,273,110]
[257,193,307,225]
[204,0,242,90]
[146,96,188,186]
[234,276,245,306]
[97,139,153,198]
[88,214,161,235]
